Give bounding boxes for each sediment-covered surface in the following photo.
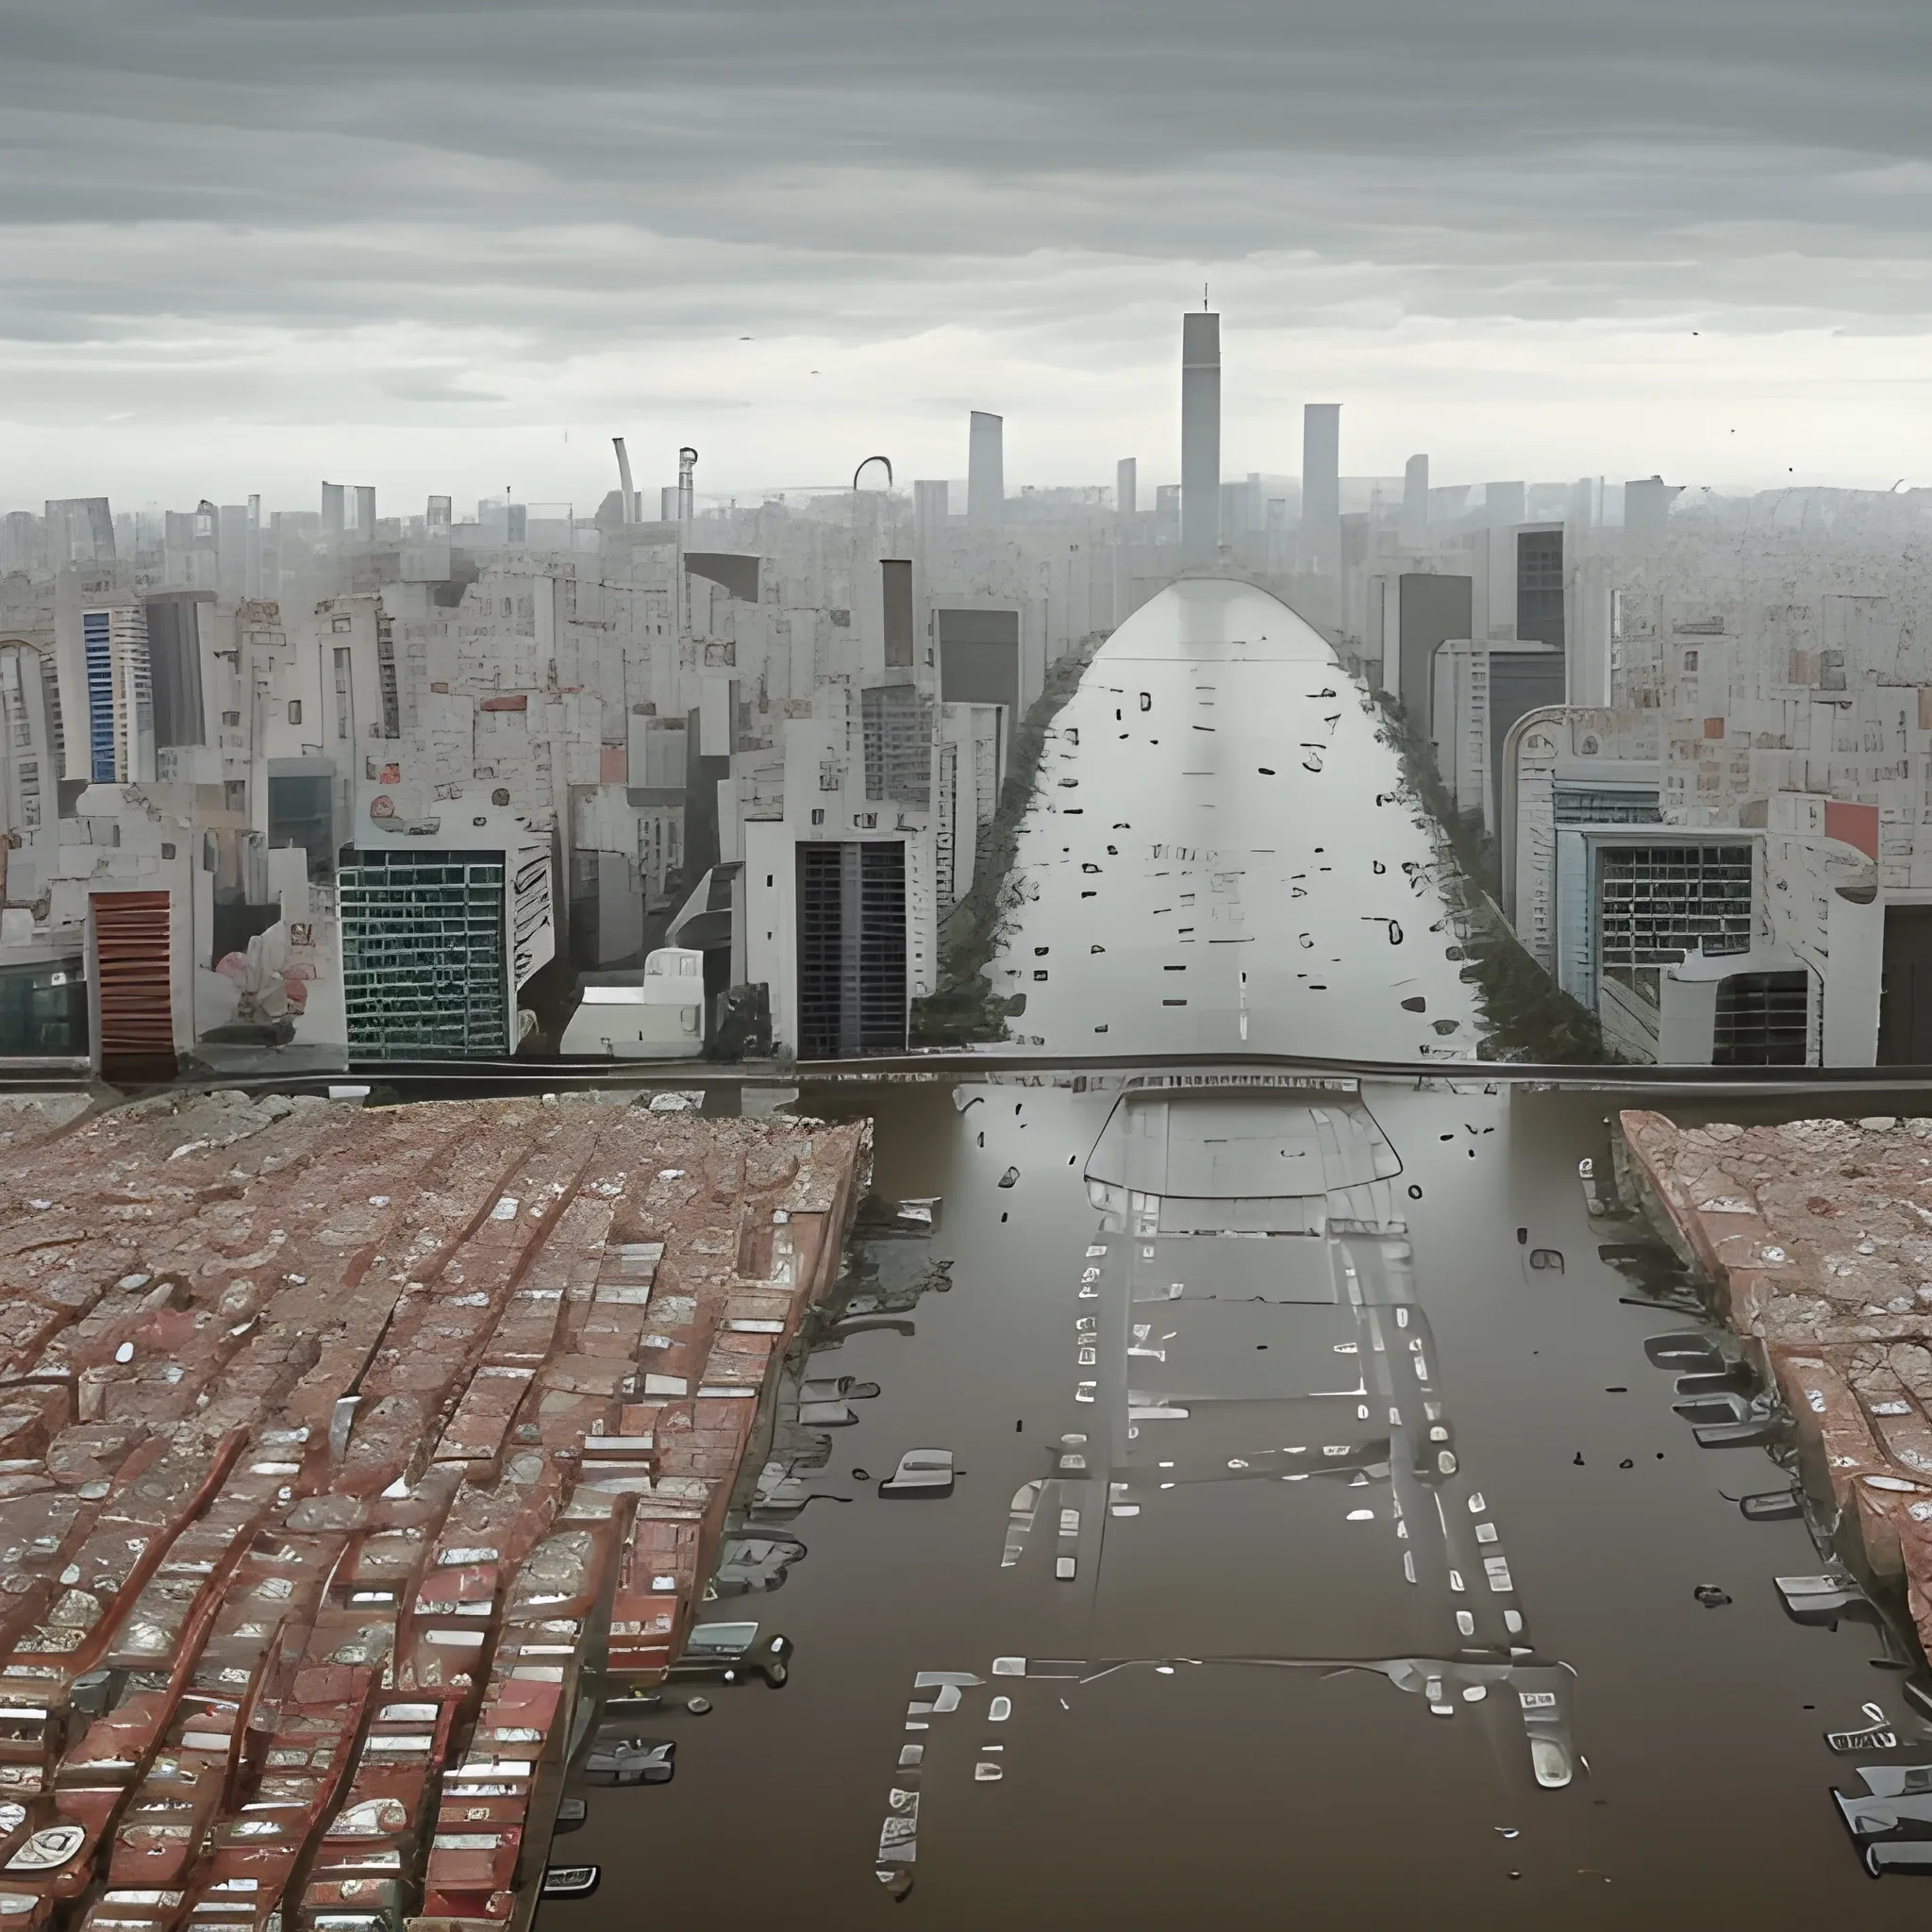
[991,579,1484,1059]
[1620,1109,1932,1647]
[0,1089,865,1932]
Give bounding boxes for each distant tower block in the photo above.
[244,494,261,597]
[914,479,950,555]
[1624,475,1680,549]
[1116,458,1138,518]
[968,412,1005,531]
[1401,454,1429,550]
[677,447,698,530]
[1180,312,1221,565]
[1301,405,1341,558]
[612,438,636,523]
[1485,480,1525,527]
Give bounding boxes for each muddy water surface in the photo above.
[540,583,1924,1926]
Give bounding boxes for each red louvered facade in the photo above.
[91,890,178,1083]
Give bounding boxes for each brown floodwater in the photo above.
[539,582,1932,1925]
[536,1075,1932,1927]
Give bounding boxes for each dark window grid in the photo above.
[1600,846,1753,966]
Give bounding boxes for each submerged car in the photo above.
[1833,1764,1932,1874]
[879,1448,956,1498]
[797,1374,880,1427]
[711,1533,807,1597]
[667,1621,792,1686]
[1777,1571,1871,1628]
[583,1736,675,1786]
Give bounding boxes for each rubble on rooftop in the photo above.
[1618,1109,1932,1664]
[0,1088,867,1932]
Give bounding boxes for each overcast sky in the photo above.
[5,0,1931,513]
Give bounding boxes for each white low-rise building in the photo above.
[558,946,706,1058]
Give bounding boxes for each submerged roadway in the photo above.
[539,581,1926,1926]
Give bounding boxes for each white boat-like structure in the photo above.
[559,945,706,1058]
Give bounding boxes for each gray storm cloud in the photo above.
[2,0,1929,494]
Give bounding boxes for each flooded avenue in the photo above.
[539,583,1929,1924]
[996,579,1481,1062]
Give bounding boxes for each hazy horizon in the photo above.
[6,0,1930,509]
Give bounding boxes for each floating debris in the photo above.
[1826,1703,1899,1753]
[1832,1762,1932,1874]
[711,1533,807,1597]
[1776,1572,1871,1629]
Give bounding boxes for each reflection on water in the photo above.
[743,1238,955,1525]
[991,581,1486,1062]
[534,1074,1932,1924]
[869,1081,1581,1898]
[538,576,1932,1924]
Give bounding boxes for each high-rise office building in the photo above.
[79,602,153,784]
[968,413,1005,532]
[1180,313,1221,565]
[1301,405,1341,563]
[339,848,514,1057]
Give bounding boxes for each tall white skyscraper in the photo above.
[79,602,154,784]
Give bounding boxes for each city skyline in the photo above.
[5,312,1928,511]
[8,7,1932,1921]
